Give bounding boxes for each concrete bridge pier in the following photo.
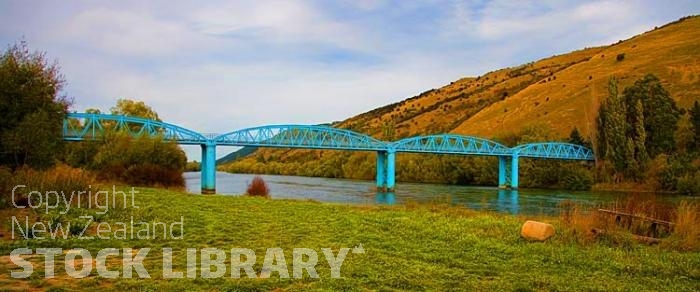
[376,150,386,190]
[375,150,396,191]
[498,155,519,189]
[201,141,217,194]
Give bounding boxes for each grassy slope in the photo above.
[458,16,700,138]
[221,16,700,171]
[1,188,698,291]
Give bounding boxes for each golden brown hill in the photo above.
[336,15,700,141]
[221,16,700,177]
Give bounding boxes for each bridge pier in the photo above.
[498,155,519,189]
[201,142,217,194]
[386,150,396,191]
[498,156,507,188]
[375,150,396,191]
[510,154,519,189]
[376,151,386,189]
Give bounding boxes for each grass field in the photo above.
[1,188,699,291]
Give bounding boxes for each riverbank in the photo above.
[1,188,698,291]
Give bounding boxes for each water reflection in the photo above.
[375,192,396,205]
[184,172,649,216]
[373,189,522,214]
[497,189,519,214]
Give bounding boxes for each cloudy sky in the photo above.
[1,0,698,159]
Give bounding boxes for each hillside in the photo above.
[335,16,700,140]
[220,16,700,182]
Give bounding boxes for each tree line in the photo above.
[596,74,700,193]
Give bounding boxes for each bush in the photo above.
[185,161,201,172]
[90,133,186,187]
[246,176,270,197]
[562,167,594,191]
[122,163,185,187]
[657,154,696,192]
[676,171,700,195]
[616,53,625,61]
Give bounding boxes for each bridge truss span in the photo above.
[513,142,595,160]
[391,134,511,156]
[214,125,385,151]
[63,113,208,144]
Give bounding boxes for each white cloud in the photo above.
[446,0,644,42]
[187,0,370,52]
[56,8,214,57]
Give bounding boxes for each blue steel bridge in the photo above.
[63,113,595,194]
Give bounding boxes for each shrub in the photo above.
[90,133,186,187]
[675,171,700,195]
[122,163,185,187]
[561,167,594,191]
[616,53,625,61]
[246,176,270,197]
[185,161,201,172]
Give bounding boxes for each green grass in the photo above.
[1,188,699,291]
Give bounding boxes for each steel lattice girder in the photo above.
[62,113,596,161]
[390,134,511,156]
[63,113,208,145]
[213,125,385,151]
[512,143,594,160]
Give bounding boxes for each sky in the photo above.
[1,0,699,160]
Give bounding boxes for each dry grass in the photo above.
[1,164,98,207]
[662,201,700,251]
[558,200,601,244]
[559,195,700,251]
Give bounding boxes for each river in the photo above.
[183,172,683,216]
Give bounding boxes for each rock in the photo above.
[521,220,555,241]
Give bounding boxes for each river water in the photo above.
[183,172,672,216]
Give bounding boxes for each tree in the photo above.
[595,103,608,158]
[85,108,102,114]
[75,99,187,187]
[689,101,700,152]
[631,99,649,170]
[601,78,630,180]
[110,98,161,121]
[0,41,69,169]
[568,127,586,146]
[622,74,680,157]
[568,127,592,149]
